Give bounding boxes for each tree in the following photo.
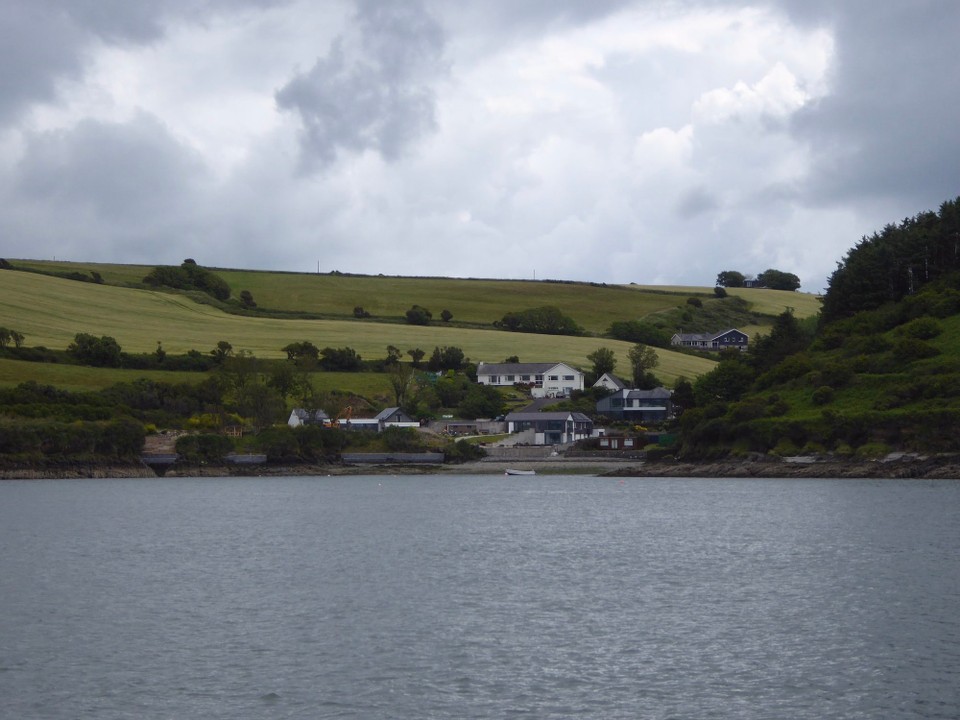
[385,345,402,366]
[627,344,659,388]
[211,340,233,364]
[405,305,432,325]
[587,347,616,378]
[319,346,362,371]
[607,320,672,347]
[353,306,371,318]
[388,363,416,406]
[154,341,166,364]
[282,340,320,367]
[503,355,520,363]
[716,270,746,287]
[427,346,465,372]
[756,268,801,291]
[496,306,583,336]
[458,384,506,419]
[407,348,426,367]
[239,290,257,308]
[0,328,10,349]
[10,330,24,348]
[440,309,453,322]
[68,333,122,367]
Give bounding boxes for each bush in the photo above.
[496,306,584,336]
[353,306,371,318]
[892,338,940,363]
[897,316,942,340]
[445,439,486,463]
[812,386,835,405]
[405,305,432,325]
[686,297,703,308]
[175,433,234,463]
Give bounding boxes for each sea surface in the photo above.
[1,475,959,719]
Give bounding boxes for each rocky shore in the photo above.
[4,454,960,480]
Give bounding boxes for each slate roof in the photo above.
[505,411,593,422]
[476,362,579,375]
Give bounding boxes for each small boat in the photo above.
[505,468,536,476]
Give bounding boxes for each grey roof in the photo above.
[373,407,414,422]
[291,408,329,421]
[505,411,593,422]
[673,328,748,342]
[625,388,672,399]
[594,373,628,389]
[476,362,579,375]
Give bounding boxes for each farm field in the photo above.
[10,259,820,334]
[0,271,717,385]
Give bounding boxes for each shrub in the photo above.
[897,316,942,340]
[405,305,432,325]
[812,386,835,405]
[686,297,702,308]
[353,306,371,318]
[174,433,234,462]
[892,338,940,363]
[496,306,584,336]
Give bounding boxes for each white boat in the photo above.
[504,468,536,476]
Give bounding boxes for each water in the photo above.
[1,475,959,719]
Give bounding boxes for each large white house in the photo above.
[476,362,584,398]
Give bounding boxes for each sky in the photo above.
[1,1,958,293]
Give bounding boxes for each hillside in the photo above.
[10,259,820,334]
[0,270,717,385]
[675,197,960,459]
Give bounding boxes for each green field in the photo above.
[11,259,820,334]
[0,271,717,386]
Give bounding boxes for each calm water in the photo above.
[1,475,959,719]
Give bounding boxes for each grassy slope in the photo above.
[11,260,821,332]
[0,271,716,386]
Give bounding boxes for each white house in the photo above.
[670,328,749,352]
[476,362,584,398]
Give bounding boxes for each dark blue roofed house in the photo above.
[670,328,748,352]
[504,411,593,445]
[596,388,673,423]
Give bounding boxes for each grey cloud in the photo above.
[782,1,960,209]
[13,114,211,259]
[0,0,293,124]
[276,0,445,169]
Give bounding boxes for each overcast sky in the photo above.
[1,0,957,292]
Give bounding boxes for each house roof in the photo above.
[505,411,593,422]
[373,407,414,422]
[593,373,628,389]
[476,362,580,376]
[290,408,330,421]
[672,328,748,342]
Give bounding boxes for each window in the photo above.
[563,375,574,381]
[548,375,559,381]
[506,375,515,382]
[535,375,544,382]
[490,376,499,383]
[521,375,530,381]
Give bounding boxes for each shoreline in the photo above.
[3,454,960,479]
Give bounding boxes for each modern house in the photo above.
[287,408,330,428]
[670,328,749,352]
[345,407,419,432]
[596,387,673,423]
[593,373,629,392]
[504,411,594,445]
[476,362,584,398]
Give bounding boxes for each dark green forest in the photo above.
[675,197,960,460]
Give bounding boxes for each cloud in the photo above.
[275,0,446,169]
[0,0,958,296]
